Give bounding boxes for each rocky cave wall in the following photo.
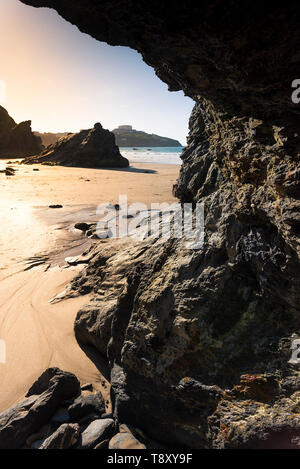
[21,0,300,448]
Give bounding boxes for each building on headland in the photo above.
[114,125,134,133]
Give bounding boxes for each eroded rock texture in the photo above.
[24,122,129,168]
[21,0,300,448]
[0,105,42,158]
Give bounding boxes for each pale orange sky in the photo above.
[0,0,193,143]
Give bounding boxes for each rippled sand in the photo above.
[0,160,179,411]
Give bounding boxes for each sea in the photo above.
[119,147,184,165]
[0,147,184,168]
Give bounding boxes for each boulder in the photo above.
[23,123,129,168]
[109,433,146,450]
[0,368,80,449]
[79,418,115,449]
[0,167,16,176]
[74,222,91,232]
[39,423,80,449]
[68,391,105,422]
[0,105,42,158]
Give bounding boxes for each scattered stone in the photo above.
[39,423,80,449]
[0,368,80,449]
[94,229,112,239]
[109,432,146,450]
[65,256,90,266]
[6,167,16,175]
[68,391,105,422]
[74,222,90,232]
[49,204,63,209]
[0,167,16,176]
[79,418,115,449]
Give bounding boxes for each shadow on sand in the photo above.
[79,165,157,174]
[76,341,111,382]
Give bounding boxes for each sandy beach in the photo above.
[0,160,179,412]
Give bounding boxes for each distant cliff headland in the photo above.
[34,131,70,147]
[35,125,182,148]
[112,125,182,147]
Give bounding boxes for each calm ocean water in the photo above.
[120,147,184,165]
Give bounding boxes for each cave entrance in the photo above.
[1,0,195,208]
[1,0,193,170]
[0,0,194,414]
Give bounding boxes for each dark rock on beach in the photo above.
[109,432,146,450]
[0,166,16,176]
[0,105,42,158]
[68,391,106,422]
[23,122,129,168]
[39,423,80,449]
[74,222,91,232]
[0,368,80,449]
[78,418,115,449]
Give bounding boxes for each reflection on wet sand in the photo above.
[0,159,179,411]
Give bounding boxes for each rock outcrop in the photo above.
[20,0,300,449]
[0,105,42,158]
[24,123,129,168]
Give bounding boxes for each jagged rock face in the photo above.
[24,123,129,167]
[0,106,42,158]
[21,1,300,448]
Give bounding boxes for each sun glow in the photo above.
[0,0,193,144]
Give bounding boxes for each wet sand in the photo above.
[0,160,179,412]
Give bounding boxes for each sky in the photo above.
[0,0,193,144]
